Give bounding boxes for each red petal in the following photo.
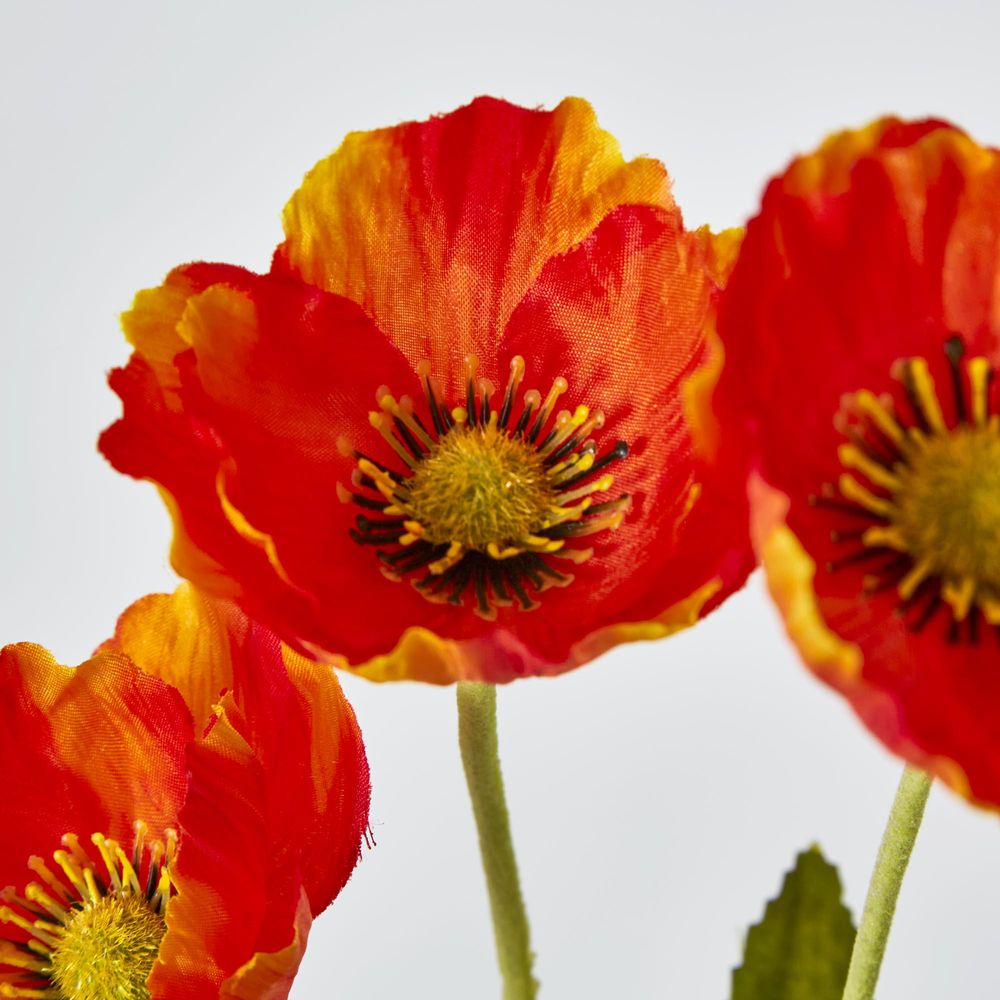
[151,711,276,997]
[218,889,312,999]
[501,205,752,635]
[715,117,1000,806]
[108,587,371,910]
[0,643,191,888]
[275,96,672,395]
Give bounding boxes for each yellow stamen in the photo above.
[370,411,419,469]
[837,443,901,492]
[897,556,936,600]
[342,359,630,616]
[558,474,614,506]
[24,884,70,925]
[378,390,436,450]
[968,356,991,427]
[91,835,122,893]
[559,500,630,537]
[0,908,61,951]
[0,943,49,973]
[853,390,906,447]
[551,452,595,484]
[486,542,524,560]
[538,406,589,457]
[861,525,906,551]
[501,356,526,420]
[357,459,409,506]
[545,500,592,525]
[52,851,89,904]
[429,541,465,574]
[899,357,947,433]
[551,546,594,564]
[0,984,59,998]
[978,594,1000,625]
[828,343,1000,630]
[942,576,977,621]
[1,825,173,1000]
[535,377,568,430]
[838,474,894,518]
[522,535,565,553]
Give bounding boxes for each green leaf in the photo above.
[732,845,856,1000]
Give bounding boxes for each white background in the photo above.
[2,1,998,997]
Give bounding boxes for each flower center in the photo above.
[0,823,174,999]
[817,336,1000,639]
[339,355,630,619]
[893,428,1000,589]
[406,422,556,549]
[50,895,165,1000]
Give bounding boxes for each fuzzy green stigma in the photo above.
[50,895,165,1000]
[893,427,1000,591]
[817,336,1000,639]
[340,355,630,619]
[407,422,555,549]
[0,823,175,999]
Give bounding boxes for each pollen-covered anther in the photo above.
[0,822,175,1000]
[819,336,1000,640]
[343,356,630,618]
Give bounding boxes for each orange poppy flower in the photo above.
[709,118,1000,805]
[100,96,753,684]
[0,585,370,998]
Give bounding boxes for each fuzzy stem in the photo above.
[457,681,538,1000]
[842,765,932,1000]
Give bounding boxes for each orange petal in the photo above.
[749,475,862,682]
[281,651,371,910]
[219,889,312,1000]
[0,645,107,888]
[0,642,192,891]
[494,205,753,668]
[107,584,240,732]
[25,645,191,840]
[109,586,371,916]
[121,263,253,405]
[276,96,673,391]
[151,706,277,995]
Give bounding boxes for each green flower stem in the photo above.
[457,681,538,1000]
[842,765,933,1000]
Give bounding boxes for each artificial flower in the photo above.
[0,585,370,998]
[100,96,753,683]
[709,118,1000,805]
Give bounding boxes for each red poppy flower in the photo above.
[0,585,370,998]
[709,118,1000,806]
[100,96,754,683]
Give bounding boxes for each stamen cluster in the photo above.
[340,355,630,619]
[0,822,174,1000]
[817,337,999,642]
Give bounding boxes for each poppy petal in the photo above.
[276,96,672,392]
[151,708,276,996]
[500,204,751,630]
[714,117,1000,806]
[0,644,191,860]
[219,890,312,1000]
[106,586,371,908]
